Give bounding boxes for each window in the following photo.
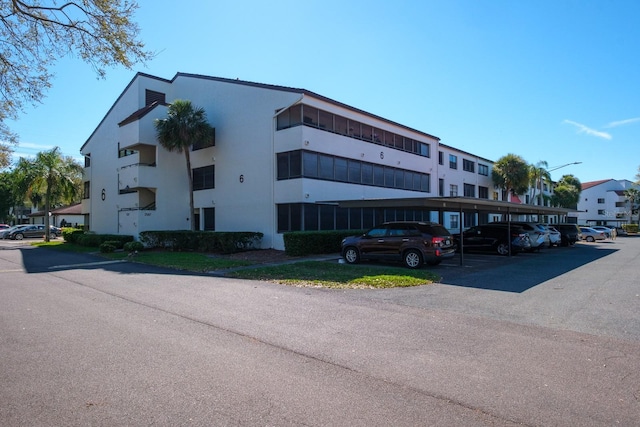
[478,164,489,176]
[450,184,458,197]
[192,128,215,151]
[464,183,475,197]
[449,154,457,169]
[145,89,165,106]
[463,159,475,173]
[192,165,214,191]
[598,209,605,215]
[84,156,91,167]
[203,207,215,231]
[83,181,90,199]
[118,142,136,158]
[597,198,605,204]
[479,186,489,199]
[275,104,434,157]
[439,178,444,196]
[450,214,459,229]
[438,151,444,165]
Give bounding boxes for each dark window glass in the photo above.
[336,207,349,229]
[438,151,444,165]
[276,108,290,130]
[320,205,334,230]
[350,208,362,229]
[362,208,375,229]
[84,156,91,167]
[479,186,489,199]
[334,115,348,135]
[413,173,422,191]
[277,153,289,180]
[478,164,489,176]
[290,204,302,231]
[404,137,414,152]
[318,110,333,131]
[395,135,404,150]
[464,183,475,197]
[318,154,334,179]
[372,128,383,144]
[289,151,301,177]
[334,157,348,181]
[373,165,384,186]
[361,124,373,141]
[304,204,318,230]
[348,160,361,183]
[463,159,475,172]
[361,163,373,184]
[384,167,395,188]
[289,105,302,127]
[419,142,429,157]
[83,181,90,199]
[383,131,394,147]
[348,120,362,138]
[193,165,214,191]
[302,152,318,177]
[395,169,404,188]
[277,204,289,232]
[203,207,215,231]
[303,105,319,127]
[192,128,215,151]
[439,178,444,196]
[449,154,457,169]
[421,175,430,192]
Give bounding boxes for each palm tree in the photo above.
[491,153,529,202]
[551,174,582,209]
[16,147,84,241]
[623,187,640,225]
[528,161,551,206]
[154,100,214,231]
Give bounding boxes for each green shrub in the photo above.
[76,233,134,248]
[99,242,116,253]
[283,230,365,256]
[623,223,638,233]
[123,241,144,252]
[138,230,263,253]
[63,228,85,243]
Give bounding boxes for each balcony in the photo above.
[118,163,160,191]
[118,104,167,151]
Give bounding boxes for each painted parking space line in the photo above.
[49,260,126,270]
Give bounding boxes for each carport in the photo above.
[336,197,576,265]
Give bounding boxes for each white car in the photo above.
[541,225,562,247]
[590,226,614,238]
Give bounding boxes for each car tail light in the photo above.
[431,237,444,247]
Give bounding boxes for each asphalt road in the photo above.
[1,237,639,426]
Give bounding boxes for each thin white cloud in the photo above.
[563,120,612,140]
[604,117,640,128]
[17,142,56,150]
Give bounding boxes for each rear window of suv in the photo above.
[416,224,450,235]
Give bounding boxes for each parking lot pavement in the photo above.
[352,237,640,342]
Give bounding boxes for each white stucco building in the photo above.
[569,179,638,227]
[80,72,516,250]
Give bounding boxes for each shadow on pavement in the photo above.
[439,244,618,293]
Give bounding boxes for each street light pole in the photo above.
[536,161,581,222]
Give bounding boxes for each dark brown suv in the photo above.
[341,221,456,269]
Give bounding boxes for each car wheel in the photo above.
[343,247,360,264]
[496,242,510,256]
[586,236,595,242]
[14,233,24,240]
[403,249,423,269]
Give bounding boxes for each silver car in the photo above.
[579,227,606,242]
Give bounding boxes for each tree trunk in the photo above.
[185,150,195,231]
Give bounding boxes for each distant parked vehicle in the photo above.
[1,225,27,239]
[0,224,10,230]
[590,226,614,238]
[553,224,582,246]
[579,227,606,242]
[541,225,562,247]
[4,224,60,240]
[490,221,549,250]
[453,224,531,256]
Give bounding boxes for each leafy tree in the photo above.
[0,0,152,156]
[551,174,582,208]
[15,147,84,241]
[528,160,551,205]
[154,100,215,231]
[491,153,529,202]
[0,170,19,222]
[623,187,640,225]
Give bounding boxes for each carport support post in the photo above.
[459,205,464,266]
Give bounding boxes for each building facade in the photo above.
[80,72,503,250]
[570,179,638,227]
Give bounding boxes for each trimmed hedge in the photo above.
[138,230,263,254]
[72,233,134,248]
[283,230,366,256]
[62,228,85,243]
[622,224,638,233]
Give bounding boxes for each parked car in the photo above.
[579,227,606,242]
[1,225,27,239]
[490,221,549,251]
[453,224,531,256]
[4,224,61,240]
[0,224,10,230]
[589,225,614,238]
[341,221,456,269]
[552,223,582,246]
[540,224,562,247]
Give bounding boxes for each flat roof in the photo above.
[334,196,576,216]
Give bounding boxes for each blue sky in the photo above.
[7,0,640,184]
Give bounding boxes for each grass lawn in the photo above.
[34,241,440,288]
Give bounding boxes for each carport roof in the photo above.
[334,196,576,216]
